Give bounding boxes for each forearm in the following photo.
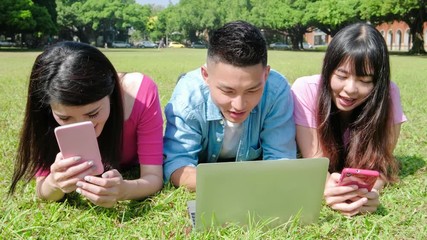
[170,166,197,192]
[119,174,163,200]
[36,175,65,201]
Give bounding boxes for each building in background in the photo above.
[304,21,427,51]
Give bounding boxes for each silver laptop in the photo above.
[188,158,329,230]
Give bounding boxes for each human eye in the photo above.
[58,116,70,121]
[247,88,261,94]
[88,112,99,119]
[219,87,234,94]
[359,76,373,84]
[334,74,347,80]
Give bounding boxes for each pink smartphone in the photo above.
[54,121,104,175]
[339,168,379,191]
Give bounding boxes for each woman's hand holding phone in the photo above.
[324,173,370,216]
[324,170,382,216]
[75,169,125,208]
[49,152,98,194]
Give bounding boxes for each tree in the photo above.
[0,0,35,35]
[56,0,91,42]
[250,0,316,50]
[360,0,426,54]
[57,0,151,45]
[0,0,56,47]
[307,0,361,36]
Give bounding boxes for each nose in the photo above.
[231,95,246,111]
[343,78,358,96]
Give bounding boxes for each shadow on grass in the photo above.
[62,190,158,222]
[61,166,159,220]
[396,155,426,179]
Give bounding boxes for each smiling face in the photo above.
[50,96,111,137]
[202,61,270,123]
[330,60,374,117]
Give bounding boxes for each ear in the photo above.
[201,65,209,85]
[263,65,271,82]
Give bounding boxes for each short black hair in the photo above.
[208,20,267,67]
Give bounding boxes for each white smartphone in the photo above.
[54,121,104,175]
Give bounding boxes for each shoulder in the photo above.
[263,69,291,97]
[389,81,403,102]
[389,81,407,123]
[170,68,208,105]
[121,72,158,94]
[390,81,400,92]
[292,75,321,91]
[119,72,144,97]
[291,75,321,98]
[166,68,209,117]
[266,69,289,87]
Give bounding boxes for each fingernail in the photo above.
[102,173,108,178]
[87,161,93,166]
[84,176,91,182]
[76,188,81,194]
[76,182,83,187]
[74,156,81,161]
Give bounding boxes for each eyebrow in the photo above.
[85,106,101,115]
[335,68,349,74]
[53,106,101,118]
[336,68,373,77]
[218,82,263,91]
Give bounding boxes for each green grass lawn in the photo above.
[1,48,426,239]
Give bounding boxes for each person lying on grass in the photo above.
[292,22,407,216]
[163,20,297,191]
[10,41,164,207]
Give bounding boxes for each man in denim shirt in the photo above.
[163,21,296,191]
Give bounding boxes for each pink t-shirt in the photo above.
[121,75,163,167]
[36,75,163,177]
[291,75,407,128]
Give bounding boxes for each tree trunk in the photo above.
[407,4,426,54]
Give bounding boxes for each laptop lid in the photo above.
[194,157,329,230]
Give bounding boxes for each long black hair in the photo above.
[10,41,124,193]
[317,22,398,182]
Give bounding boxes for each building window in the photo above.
[405,29,411,50]
[396,30,402,50]
[387,30,393,50]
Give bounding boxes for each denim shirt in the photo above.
[163,67,297,181]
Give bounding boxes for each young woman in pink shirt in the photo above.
[9,41,163,207]
[292,23,406,216]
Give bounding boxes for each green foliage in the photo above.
[309,0,360,35]
[0,49,426,239]
[0,0,56,35]
[2,0,426,53]
[56,0,152,44]
[359,0,426,53]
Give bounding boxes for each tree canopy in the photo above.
[1,0,425,53]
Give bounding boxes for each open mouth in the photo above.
[339,96,356,107]
[229,111,246,119]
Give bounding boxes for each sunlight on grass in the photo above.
[0,48,426,239]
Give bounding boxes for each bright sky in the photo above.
[135,0,179,6]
